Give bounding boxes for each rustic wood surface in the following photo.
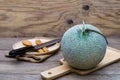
[0,0,119,37]
[40,47,120,80]
[0,37,119,80]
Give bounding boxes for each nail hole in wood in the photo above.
[67,19,73,24]
[48,72,52,74]
[82,5,90,10]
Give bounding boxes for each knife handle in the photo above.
[9,46,35,58]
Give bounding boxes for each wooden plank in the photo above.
[0,37,119,50]
[0,0,119,37]
[0,61,60,74]
[0,74,41,80]
[0,50,120,75]
[0,50,63,74]
[0,37,56,50]
[57,73,120,80]
[0,38,30,50]
[108,38,120,50]
[0,74,120,80]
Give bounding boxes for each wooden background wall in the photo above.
[0,0,119,37]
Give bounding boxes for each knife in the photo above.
[8,38,61,58]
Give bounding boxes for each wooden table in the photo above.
[0,37,120,80]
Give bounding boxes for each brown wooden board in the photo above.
[41,47,120,80]
[0,0,119,37]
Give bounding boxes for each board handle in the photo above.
[41,64,71,80]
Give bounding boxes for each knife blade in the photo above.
[8,38,61,58]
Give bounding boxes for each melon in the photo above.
[61,22,107,69]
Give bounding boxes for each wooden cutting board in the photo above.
[41,47,120,80]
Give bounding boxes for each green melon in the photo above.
[61,22,107,69]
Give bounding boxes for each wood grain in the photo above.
[0,37,119,50]
[0,37,119,80]
[57,74,120,80]
[0,0,119,37]
[0,74,41,80]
